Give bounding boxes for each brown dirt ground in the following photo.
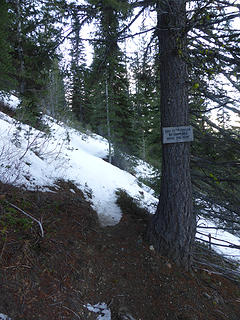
[0,180,240,320]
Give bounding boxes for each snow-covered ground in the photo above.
[0,94,157,226]
[1,93,240,256]
[1,94,240,320]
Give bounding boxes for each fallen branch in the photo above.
[5,201,44,237]
[193,259,240,283]
[61,306,82,319]
[197,226,240,231]
[0,234,7,260]
[193,264,240,283]
[196,231,240,249]
[196,236,240,249]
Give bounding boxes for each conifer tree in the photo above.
[87,0,137,161]
[126,0,240,240]
[8,0,67,99]
[44,58,67,119]
[0,0,16,92]
[186,1,240,227]
[146,0,195,270]
[69,5,88,123]
[130,49,161,166]
[3,0,69,127]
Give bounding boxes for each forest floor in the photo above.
[0,180,240,320]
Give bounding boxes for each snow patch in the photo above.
[85,302,111,320]
[0,92,20,109]
[0,314,12,320]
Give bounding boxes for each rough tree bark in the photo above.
[147,0,196,270]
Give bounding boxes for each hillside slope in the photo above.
[0,94,240,319]
[0,95,157,227]
[0,180,240,320]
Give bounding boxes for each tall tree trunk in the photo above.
[105,78,112,164]
[16,0,25,95]
[147,0,196,270]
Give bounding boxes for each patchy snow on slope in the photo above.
[44,116,109,159]
[0,92,20,109]
[134,158,156,180]
[0,98,158,226]
[1,94,240,319]
[0,94,240,260]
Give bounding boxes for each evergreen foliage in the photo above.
[44,58,67,119]
[130,49,161,166]
[0,1,16,91]
[69,5,88,123]
[186,1,240,225]
[86,0,137,158]
[6,0,68,119]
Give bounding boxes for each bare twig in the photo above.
[61,305,82,319]
[19,130,44,161]
[5,201,44,237]
[0,234,7,260]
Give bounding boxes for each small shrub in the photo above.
[15,98,50,133]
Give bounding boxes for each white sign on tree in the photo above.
[162,126,193,144]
